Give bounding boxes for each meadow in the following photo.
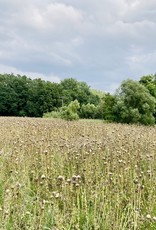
[0,117,156,230]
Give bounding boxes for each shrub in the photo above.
[61,100,80,121]
[61,109,79,121]
[80,103,97,119]
[43,111,61,118]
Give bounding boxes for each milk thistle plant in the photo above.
[0,117,156,229]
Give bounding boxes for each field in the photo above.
[0,117,156,230]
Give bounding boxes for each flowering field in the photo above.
[0,117,156,229]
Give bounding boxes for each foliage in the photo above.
[96,93,116,121]
[80,103,98,119]
[0,73,156,125]
[43,111,61,119]
[60,78,100,106]
[0,74,62,117]
[0,74,100,118]
[114,80,156,125]
[61,109,79,121]
[139,74,156,98]
[139,74,156,120]
[61,100,80,121]
[91,89,105,99]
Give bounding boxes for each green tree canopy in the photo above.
[80,103,97,119]
[0,74,62,117]
[60,78,100,106]
[61,100,80,121]
[139,74,156,98]
[113,80,156,125]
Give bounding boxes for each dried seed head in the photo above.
[140,185,144,189]
[6,189,10,194]
[16,182,21,188]
[5,210,9,215]
[41,174,46,180]
[66,179,71,184]
[42,200,46,205]
[41,206,45,210]
[57,176,64,181]
[133,179,138,184]
[77,175,81,180]
[43,150,48,155]
[55,193,60,198]
[72,175,77,181]
[146,214,151,220]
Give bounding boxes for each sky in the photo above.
[0,0,156,92]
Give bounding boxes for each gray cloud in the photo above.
[0,0,156,92]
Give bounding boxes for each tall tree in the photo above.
[60,78,100,106]
[113,80,156,125]
[139,74,156,98]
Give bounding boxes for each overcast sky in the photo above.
[0,0,156,92]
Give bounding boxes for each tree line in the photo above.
[0,73,155,125]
